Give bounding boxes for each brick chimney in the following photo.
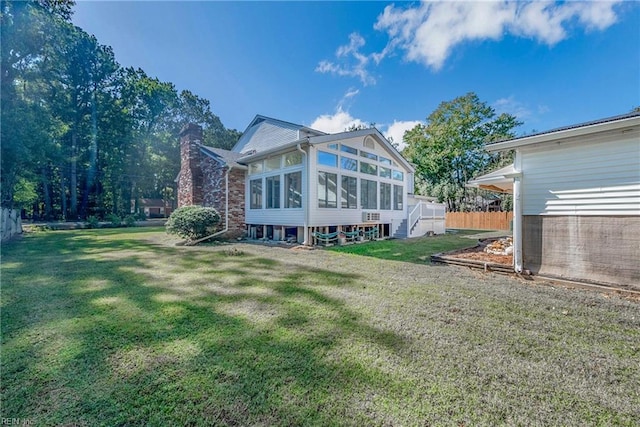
[177,123,204,207]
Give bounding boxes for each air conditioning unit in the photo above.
[363,212,380,222]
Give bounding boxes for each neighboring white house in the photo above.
[469,112,640,288]
[178,115,445,245]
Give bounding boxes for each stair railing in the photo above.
[407,201,446,238]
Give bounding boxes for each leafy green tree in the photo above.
[176,90,240,150]
[0,0,74,210]
[403,92,521,211]
[1,0,238,220]
[120,68,179,212]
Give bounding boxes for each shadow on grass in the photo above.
[1,229,410,425]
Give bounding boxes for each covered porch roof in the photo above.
[467,164,520,194]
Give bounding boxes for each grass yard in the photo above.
[2,228,639,426]
[327,229,486,263]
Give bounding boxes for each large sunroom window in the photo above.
[341,175,357,209]
[250,179,262,209]
[380,182,391,210]
[393,185,403,210]
[285,172,302,208]
[361,179,377,209]
[266,176,280,209]
[318,172,337,208]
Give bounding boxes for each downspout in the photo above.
[225,166,230,231]
[297,141,309,245]
[184,167,230,246]
[513,154,523,273]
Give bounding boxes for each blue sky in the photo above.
[72,1,640,148]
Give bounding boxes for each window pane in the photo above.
[360,161,377,175]
[328,143,338,150]
[361,179,377,209]
[284,152,302,167]
[341,175,357,209]
[318,172,338,208]
[285,172,302,208]
[392,170,404,181]
[394,185,403,210]
[360,150,378,161]
[265,157,281,171]
[249,162,263,175]
[341,156,357,171]
[380,183,391,210]
[250,179,262,209]
[379,167,391,178]
[380,156,392,165]
[266,175,280,209]
[318,151,338,168]
[341,145,357,155]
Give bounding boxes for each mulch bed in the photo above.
[444,239,513,266]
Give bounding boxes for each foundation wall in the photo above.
[522,215,640,289]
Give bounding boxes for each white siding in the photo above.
[520,133,640,215]
[233,121,300,154]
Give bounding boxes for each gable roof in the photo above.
[231,115,325,155]
[309,127,415,172]
[199,145,247,169]
[237,126,415,173]
[486,111,640,152]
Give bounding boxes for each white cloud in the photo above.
[383,120,422,151]
[315,32,377,85]
[373,0,622,71]
[310,108,367,134]
[342,88,360,101]
[311,88,366,133]
[337,33,366,57]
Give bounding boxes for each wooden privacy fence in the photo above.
[446,211,513,230]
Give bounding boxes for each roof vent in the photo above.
[364,136,376,149]
[242,149,257,156]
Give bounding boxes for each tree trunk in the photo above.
[70,130,78,219]
[60,170,67,220]
[41,166,52,220]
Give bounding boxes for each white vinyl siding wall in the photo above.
[234,121,300,154]
[520,133,640,216]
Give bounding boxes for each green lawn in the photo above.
[2,228,639,426]
[327,229,485,263]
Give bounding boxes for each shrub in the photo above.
[86,216,100,229]
[124,215,137,227]
[165,206,221,241]
[134,211,147,221]
[105,213,122,227]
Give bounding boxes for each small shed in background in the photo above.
[132,198,173,218]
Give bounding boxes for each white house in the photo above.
[177,115,445,245]
[469,112,640,288]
